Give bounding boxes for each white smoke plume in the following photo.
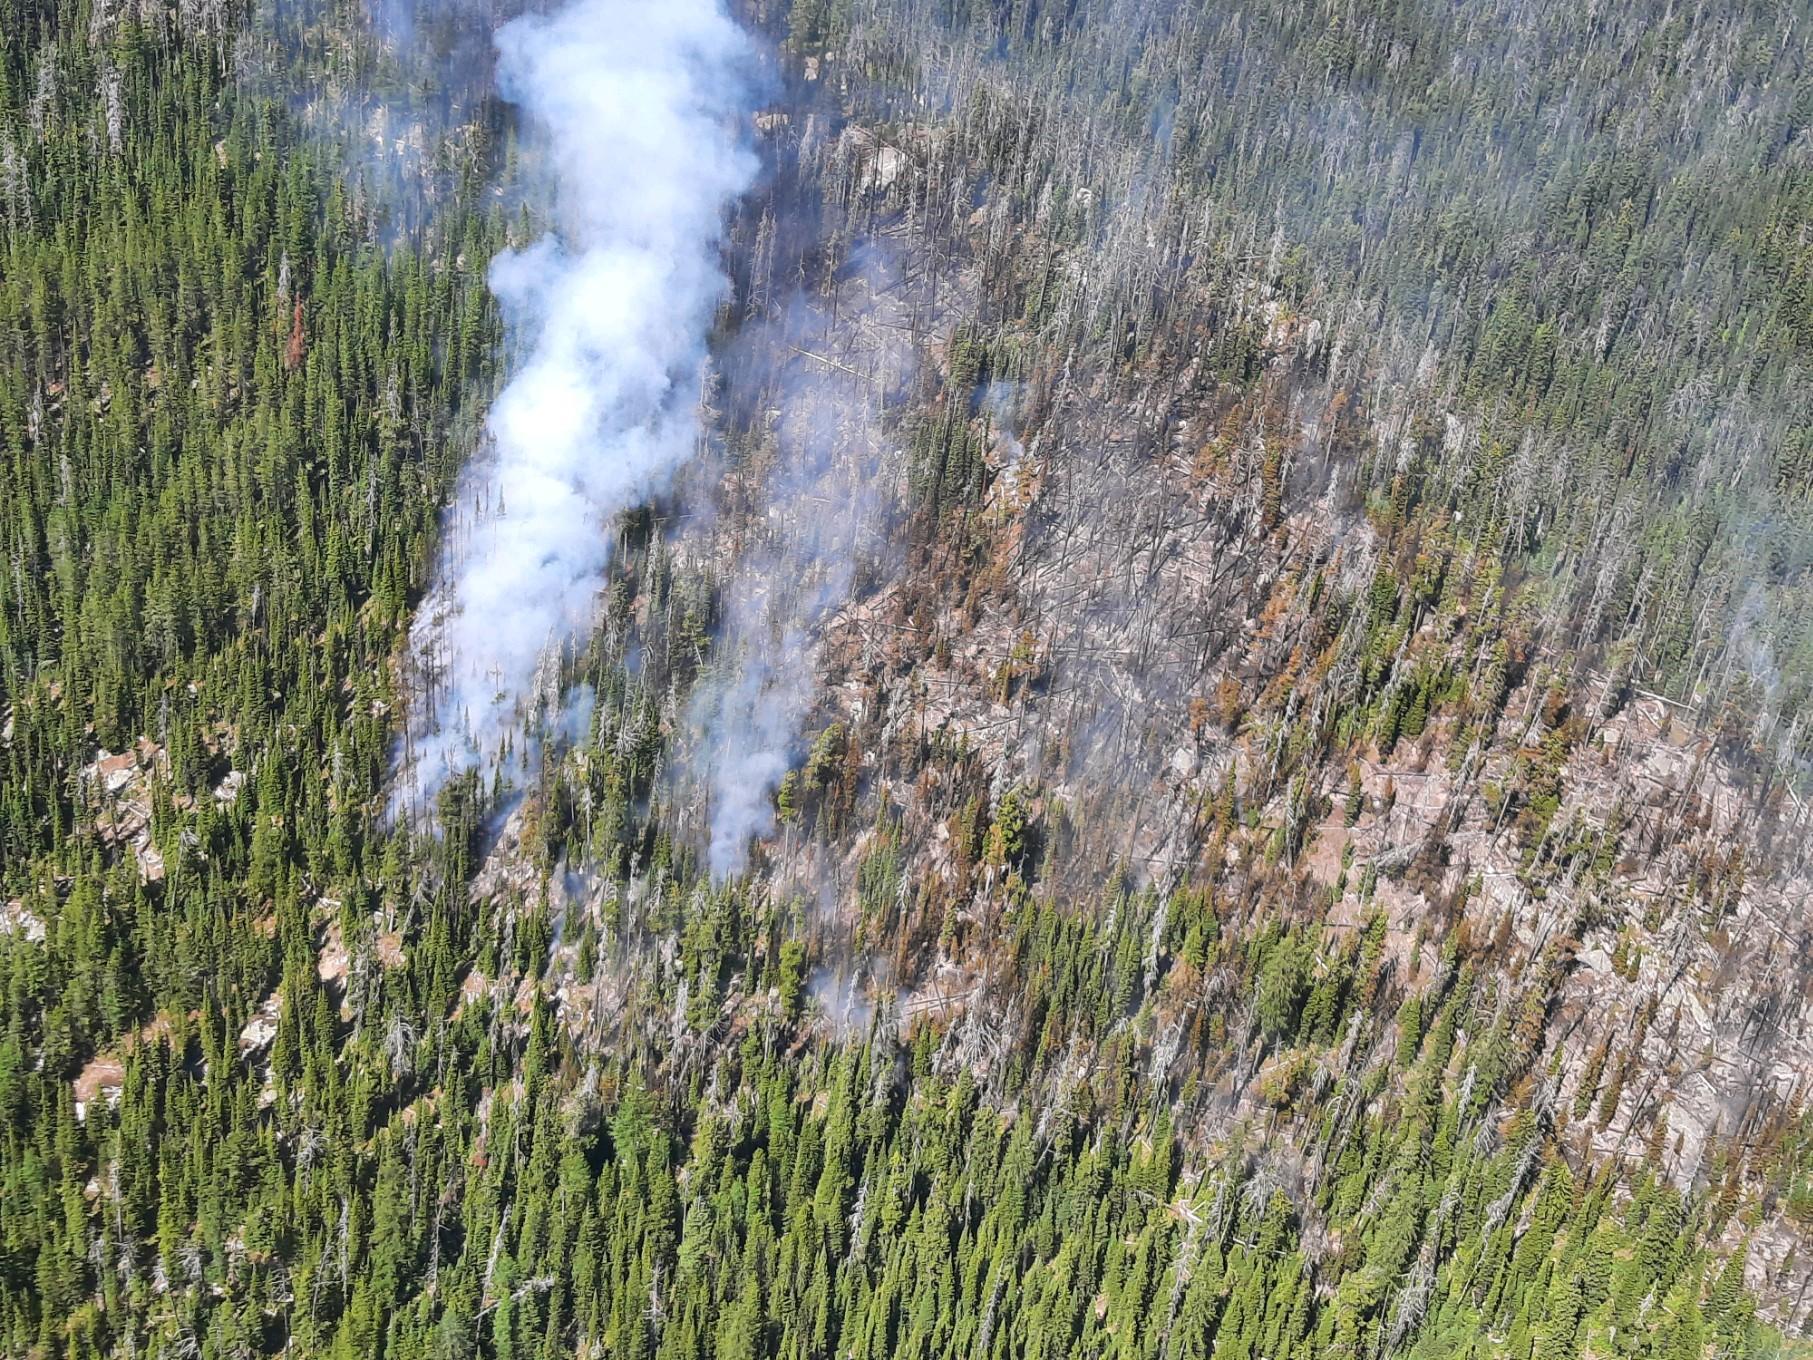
[396,0,758,815]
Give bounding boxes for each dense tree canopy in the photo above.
[0,1,1809,1359]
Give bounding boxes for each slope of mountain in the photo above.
[2,1,1812,1358]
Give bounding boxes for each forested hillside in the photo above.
[2,0,1813,1358]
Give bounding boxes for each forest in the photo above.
[2,0,1813,1357]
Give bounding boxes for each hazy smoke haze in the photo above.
[689,251,915,878]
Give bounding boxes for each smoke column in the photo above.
[397,0,758,811]
[689,249,915,877]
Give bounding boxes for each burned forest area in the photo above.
[4,0,1813,1358]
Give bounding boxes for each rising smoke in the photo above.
[396,0,759,815]
[685,246,916,879]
